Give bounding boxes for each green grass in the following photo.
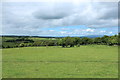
[2,45,118,78]
[30,37,57,41]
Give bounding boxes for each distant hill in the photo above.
[1,35,104,38]
[80,35,104,38]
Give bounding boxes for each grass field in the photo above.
[2,45,118,78]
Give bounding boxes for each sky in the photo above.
[1,1,118,37]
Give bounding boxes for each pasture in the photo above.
[2,45,118,78]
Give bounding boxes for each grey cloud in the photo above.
[33,10,70,19]
[99,8,118,20]
[33,2,74,19]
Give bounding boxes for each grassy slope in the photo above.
[2,45,118,78]
[1,37,57,47]
[29,37,57,41]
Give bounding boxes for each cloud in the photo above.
[33,2,74,20]
[31,2,118,28]
[49,30,55,32]
[100,30,106,33]
[109,31,113,34]
[60,31,67,34]
[2,2,118,36]
[85,29,95,32]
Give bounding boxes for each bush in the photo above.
[19,43,25,47]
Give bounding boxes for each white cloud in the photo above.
[109,31,113,34]
[85,28,95,32]
[49,30,55,32]
[100,30,106,33]
[60,31,67,34]
[2,0,119,2]
[2,2,118,36]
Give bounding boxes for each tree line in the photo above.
[59,35,118,47]
[1,35,119,48]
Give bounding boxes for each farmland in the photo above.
[1,34,118,49]
[2,45,118,78]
